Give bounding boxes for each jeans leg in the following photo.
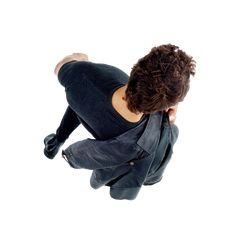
[56,106,81,143]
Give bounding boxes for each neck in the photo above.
[117,84,144,117]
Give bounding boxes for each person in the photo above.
[43,44,196,200]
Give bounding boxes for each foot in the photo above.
[43,133,64,159]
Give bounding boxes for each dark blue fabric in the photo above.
[56,60,179,200]
[63,111,179,200]
[57,61,148,140]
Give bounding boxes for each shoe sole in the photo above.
[43,134,56,159]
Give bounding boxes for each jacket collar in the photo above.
[136,112,163,154]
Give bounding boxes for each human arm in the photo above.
[54,53,89,76]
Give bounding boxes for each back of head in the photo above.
[125,44,196,114]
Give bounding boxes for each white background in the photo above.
[0,0,234,243]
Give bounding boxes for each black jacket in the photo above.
[63,112,179,200]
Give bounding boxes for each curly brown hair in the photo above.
[125,44,196,114]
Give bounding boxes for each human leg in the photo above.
[44,106,81,159]
[56,106,81,142]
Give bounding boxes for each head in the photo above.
[125,44,196,114]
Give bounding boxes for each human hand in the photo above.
[54,53,89,76]
[70,53,89,61]
[165,105,178,123]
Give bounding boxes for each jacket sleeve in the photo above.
[62,137,139,170]
[144,123,179,185]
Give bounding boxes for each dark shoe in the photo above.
[43,133,64,159]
